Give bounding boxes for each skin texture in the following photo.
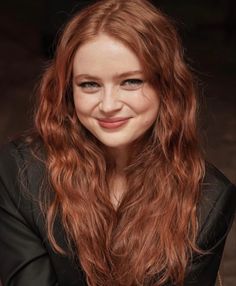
[72,33,160,167]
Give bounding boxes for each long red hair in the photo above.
[33,0,205,285]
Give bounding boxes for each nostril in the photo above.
[99,99,123,113]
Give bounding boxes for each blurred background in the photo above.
[0,0,235,285]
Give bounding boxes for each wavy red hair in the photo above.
[32,0,205,285]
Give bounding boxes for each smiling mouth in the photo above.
[97,118,130,129]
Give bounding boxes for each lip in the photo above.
[98,117,130,123]
[97,117,130,129]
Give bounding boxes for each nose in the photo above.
[99,86,123,114]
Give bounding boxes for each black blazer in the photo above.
[0,139,235,286]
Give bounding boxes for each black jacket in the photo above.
[0,139,235,286]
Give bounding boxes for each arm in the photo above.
[184,183,236,286]
[0,143,58,286]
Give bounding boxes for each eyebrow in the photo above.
[74,70,143,81]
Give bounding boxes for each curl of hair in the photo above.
[33,0,205,285]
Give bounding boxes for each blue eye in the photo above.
[79,81,100,92]
[121,79,143,90]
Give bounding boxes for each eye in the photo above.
[78,81,101,93]
[121,79,144,90]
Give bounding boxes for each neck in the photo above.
[106,146,130,173]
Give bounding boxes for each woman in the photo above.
[0,0,235,285]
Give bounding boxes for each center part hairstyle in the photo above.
[34,0,205,285]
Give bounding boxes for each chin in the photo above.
[101,141,129,148]
[97,138,131,148]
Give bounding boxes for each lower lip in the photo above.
[98,119,130,129]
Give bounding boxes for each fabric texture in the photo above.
[0,139,235,286]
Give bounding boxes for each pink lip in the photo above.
[97,117,130,129]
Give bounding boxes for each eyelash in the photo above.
[78,82,99,89]
[78,79,144,92]
[122,79,143,88]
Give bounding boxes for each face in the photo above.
[72,33,159,150]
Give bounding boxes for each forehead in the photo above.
[73,33,143,76]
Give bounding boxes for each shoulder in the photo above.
[0,137,47,231]
[0,135,44,164]
[0,136,46,185]
[0,138,29,194]
[201,162,236,213]
[201,162,236,209]
[197,162,236,248]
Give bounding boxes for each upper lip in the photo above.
[97,117,130,123]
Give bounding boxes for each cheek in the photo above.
[129,84,159,113]
[142,108,159,128]
[135,96,160,127]
[128,94,159,116]
[73,92,97,115]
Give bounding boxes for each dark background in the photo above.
[0,0,235,285]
